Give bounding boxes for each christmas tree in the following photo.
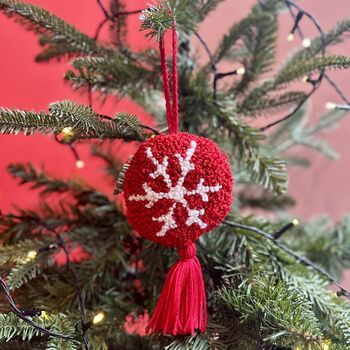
[1,0,350,349]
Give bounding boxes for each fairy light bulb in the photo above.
[292,218,299,226]
[302,38,311,48]
[236,67,245,75]
[61,127,74,142]
[26,250,37,261]
[92,311,105,324]
[302,75,309,83]
[287,33,295,42]
[61,127,73,136]
[40,311,49,320]
[325,102,336,110]
[322,339,331,350]
[76,160,85,169]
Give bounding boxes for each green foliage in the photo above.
[233,13,277,93]
[7,260,42,290]
[140,2,175,40]
[218,106,288,194]
[65,56,155,100]
[283,18,350,71]
[0,313,77,348]
[0,314,42,342]
[214,13,269,64]
[275,55,350,86]
[243,56,350,109]
[220,277,323,348]
[0,101,144,141]
[109,0,127,47]
[164,334,211,350]
[238,91,307,116]
[1,0,350,349]
[248,155,287,194]
[0,0,106,61]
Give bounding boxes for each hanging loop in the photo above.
[159,21,178,134]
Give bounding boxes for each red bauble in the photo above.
[123,133,233,248]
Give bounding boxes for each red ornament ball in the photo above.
[123,133,234,248]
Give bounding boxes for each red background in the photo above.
[0,1,350,279]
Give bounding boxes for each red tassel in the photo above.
[146,242,207,335]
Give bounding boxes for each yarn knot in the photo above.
[177,242,196,260]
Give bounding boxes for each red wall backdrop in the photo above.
[0,2,350,251]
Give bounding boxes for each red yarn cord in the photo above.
[159,37,173,131]
[171,22,178,133]
[159,22,178,134]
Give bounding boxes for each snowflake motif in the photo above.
[128,141,222,237]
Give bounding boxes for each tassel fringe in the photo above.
[146,242,207,335]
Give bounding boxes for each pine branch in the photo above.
[195,0,225,20]
[219,106,288,194]
[35,44,79,63]
[238,190,295,210]
[247,155,287,195]
[214,13,271,64]
[252,0,286,13]
[271,108,349,159]
[109,0,127,47]
[242,55,350,109]
[0,108,58,135]
[233,13,277,93]
[283,18,350,72]
[164,334,211,350]
[238,91,307,116]
[7,261,43,290]
[0,101,144,141]
[140,3,174,41]
[220,277,323,347]
[275,55,350,86]
[0,240,41,265]
[0,313,42,342]
[0,0,105,61]
[65,56,155,100]
[8,163,89,194]
[0,311,77,344]
[139,1,224,42]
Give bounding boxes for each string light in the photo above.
[236,67,245,75]
[302,38,311,48]
[26,250,37,261]
[272,218,299,240]
[40,310,49,320]
[61,126,73,136]
[287,33,295,42]
[302,75,309,83]
[322,339,331,350]
[92,311,105,325]
[292,218,300,226]
[325,102,336,110]
[76,160,85,169]
[60,127,74,142]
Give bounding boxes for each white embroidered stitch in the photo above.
[128,141,222,236]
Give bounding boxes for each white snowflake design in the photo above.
[128,140,222,237]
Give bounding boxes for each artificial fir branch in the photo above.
[223,220,350,300]
[0,0,106,61]
[1,0,350,349]
[0,101,145,141]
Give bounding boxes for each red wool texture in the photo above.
[123,132,233,335]
[124,133,234,248]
